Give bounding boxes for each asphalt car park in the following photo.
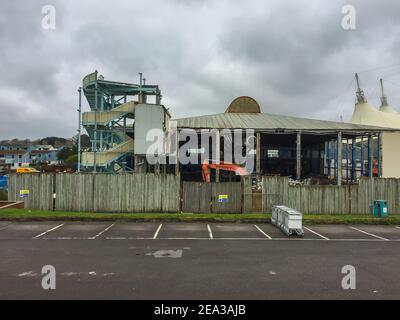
[104,222,160,239]
[0,221,400,299]
[0,221,398,241]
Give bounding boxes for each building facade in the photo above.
[0,143,60,169]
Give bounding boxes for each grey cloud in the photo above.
[1,0,400,140]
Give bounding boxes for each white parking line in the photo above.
[207,224,213,239]
[153,224,163,239]
[395,226,400,230]
[32,223,65,239]
[254,225,272,239]
[32,237,399,242]
[349,226,389,241]
[303,226,330,240]
[89,224,115,240]
[55,237,90,240]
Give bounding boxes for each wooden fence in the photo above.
[8,173,180,213]
[8,174,54,211]
[7,173,400,214]
[248,176,400,214]
[182,182,242,213]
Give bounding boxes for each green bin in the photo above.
[371,200,388,218]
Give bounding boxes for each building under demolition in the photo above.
[79,71,398,184]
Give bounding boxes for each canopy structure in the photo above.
[351,77,400,129]
[350,75,400,178]
[351,102,400,129]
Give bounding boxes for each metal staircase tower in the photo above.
[79,70,162,172]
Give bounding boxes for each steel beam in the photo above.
[296,132,301,181]
[256,132,261,173]
[368,134,373,179]
[337,131,342,186]
[77,87,82,172]
[360,136,364,176]
[327,141,331,177]
[351,138,356,181]
[377,132,382,177]
[345,139,349,182]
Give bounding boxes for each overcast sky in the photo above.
[1,0,400,139]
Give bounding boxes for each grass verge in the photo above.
[0,190,7,201]
[0,208,399,224]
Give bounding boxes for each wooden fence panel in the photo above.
[182,182,211,213]
[242,177,253,213]
[212,182,242,213]
[55,174,94,212]
[54,173,180,213]
[7,174,53,211]
[262,176,288,212]
[182,181,241,213]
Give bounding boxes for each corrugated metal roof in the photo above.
[175,112,387,131]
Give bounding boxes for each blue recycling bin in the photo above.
[371,200,388,218]
[0,176,7,189]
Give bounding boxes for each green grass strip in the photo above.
[0,208,399,224]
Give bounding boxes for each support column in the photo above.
[175,132,180,176]
[296,132,301,181]
[155,160,160,174]
[337,131,342,186]
[215,130,220,182]
[138,72,143,103]
[256,132,261,173]
[351,138,356,181]
[327,141,331,177]
[77,87,82,173]
[215,168,220,183]
[377,132,382,177]
[368,134,373,179]
[334,140,337,179]
[100,131,103,151]
[360,136,364,176]
[345,139,349,182]
[323,141,328,175]
[93,73,98,173]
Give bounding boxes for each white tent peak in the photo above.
[379,78,398,113]
[351,102,400,129]
[350,75,399,128]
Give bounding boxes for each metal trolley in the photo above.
[271,205,304,236]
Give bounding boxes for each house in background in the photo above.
[0,142,60,169]
[30,145,59,165]
[0,150,31,169]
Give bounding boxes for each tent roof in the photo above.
[351,102,400,129]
